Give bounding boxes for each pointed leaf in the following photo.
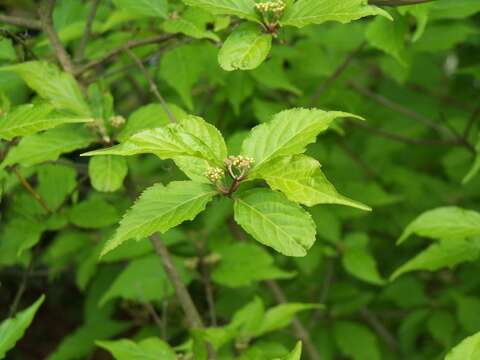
[181,0,260,23]
[280,0,390,28]
[283,342,302,360]
[0,295,45,359]
[234,188,316,257]
[257,154,370,210]
[0,103,91,140]
[102,181,217,255]
[242,108,360,173]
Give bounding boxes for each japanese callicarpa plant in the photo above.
[83,108,370,257]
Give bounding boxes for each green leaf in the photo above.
[102,181,217,255]
[341,233,385,285]
[463,139,480,184]
[366,13,409,65]
[398,207,480,244]
[68,198,120,229]
[254,303,321,337]
[445,331,480,360]
[334,321,381,360]
[0,295,45,359]
[256,154,370,210]
[99,254,191,305]
[163,8,220,41]
[37,163,77,211]
[88,156,128,192]
[234,188,316,257]
[0,103,91,140]
[97,337,177,360]
[117,103,186,142]
[390,238,480,280]
[431,0,480,20]
[112,0,168,18]
[158,45,201,110]
[1,125,95,169]
[0,61,91,117]
[181,0,260,23]
[280,0,391,28]
[218,24,272,71]
[283,342,302,360]
[211,243,295,287]
[242,108,359,173]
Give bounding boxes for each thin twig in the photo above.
[349,81,454,137]
[8,257,35,317]
[13,167,52,213]
[75,34,175,75]
[38,0,75,74]
[75,0,100,63]
[463,103,480,140]
[310,42,366,105]
[124,47,177,124]
[360,308,401,354]
[0,14,42,30]
[266,280,322,360]
[309,258,335,328]
[336,137,378,179]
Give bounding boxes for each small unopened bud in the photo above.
[225,155,254,169]
[205,167,224,183]
[109,115,126,128]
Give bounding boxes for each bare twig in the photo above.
[349,81,454,137]
[75,0,100,63]
[369,0,435,5]
[8,257,35,317]
[13,167,52,213]
[124,47,177,124]
[38,0,75,74]
[310,42,366,105]
[360,308,401,354]
[0,14,42,30]
[75,34,176,75]
[266,280,322,360]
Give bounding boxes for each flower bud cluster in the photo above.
[255,0,285,14]
[224,155,255,170]
[109,115,126,128]
[205,167,224,183]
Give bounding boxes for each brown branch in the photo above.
[38,0,75,74]
[360,308,401,354]
[0,14,42,30]
[124,47,178,124]
[266,280,322,360]
[75,0,100,63]
[310,41,366,105]
[13,167,52,213]
[75,34,176,75]
[369,0,435,5]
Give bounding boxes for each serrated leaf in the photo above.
[102,181,217,255]
[99,254,191,305]
[234,188,316,257]
[97,338,177,360]
[390,238,480,280]
[445,331,480,360]
[0,103,92,140]
[181,0,259,23]
[280,0,391,28]
[89,156,128,192]
[1,125,95,169]
[0,295,45,359]
[398,207,480,244]
[242,108,359,173]
[112,0,168,18]
[218,24,272,71]
[0,61,91,117]
[211,243,295,287]
[257,154,370,210]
